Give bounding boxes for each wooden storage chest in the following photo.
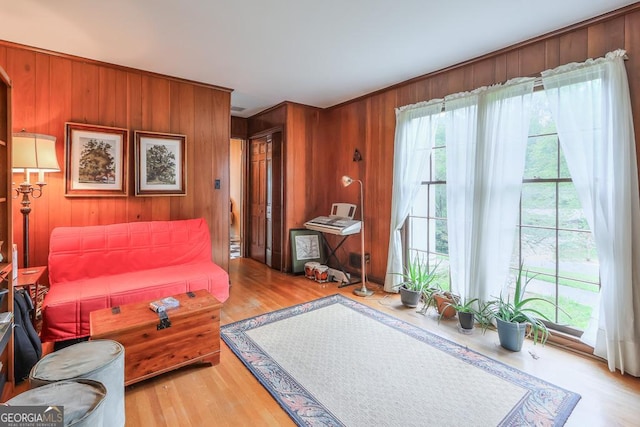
[90,289,222,385]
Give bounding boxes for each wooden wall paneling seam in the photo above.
[558,29,589,65]
[127,72,146,222]
[544,38,561,70]
[31,53,52,267]
[48,57,72,230]
[96,66,118,225]
[8,48,35,269]
[147,76,172,221]
[211,89,231,270]
[171,81,194,219]
[519,42,547,78]
[113,69,129,225]
[494,54,507,84]
[604,15,626,53]
[193,87,212,241]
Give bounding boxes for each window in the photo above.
[405,91,600,334]
[405,116,450,290]
[512,90,599,335]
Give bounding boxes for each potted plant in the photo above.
[486,263,559,351]
[433,291,459,319]
[439,297,480,330]
[393,255,440,309]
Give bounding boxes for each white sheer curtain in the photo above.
[542,49,640,376]
[445,78,534,302]
[384,100,443,292]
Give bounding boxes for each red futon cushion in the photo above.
[41,218,229,342]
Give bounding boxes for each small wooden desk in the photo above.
[14,266,47,327]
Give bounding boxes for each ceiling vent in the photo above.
[231,105,246,112]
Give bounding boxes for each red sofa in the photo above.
[41,218,230,342]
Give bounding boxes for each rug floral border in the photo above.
[221,294,581,426]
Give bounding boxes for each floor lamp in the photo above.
[341,175,373,297]
[12,131,60,268]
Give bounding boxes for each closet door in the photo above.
[249,137,267,263]
[265,132,282,270]
[247,130,283,270]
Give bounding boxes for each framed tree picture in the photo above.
[65,122,129,197]
[134,131,186,196]
[289,228,325,274]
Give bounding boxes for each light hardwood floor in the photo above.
[124,258,640,426]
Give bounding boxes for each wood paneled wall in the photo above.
[317,5,640,284]
[0,42,231,272]
[230,116,248,140]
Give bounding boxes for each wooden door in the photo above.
[266,132,283,270]
[248,130,283,269]
[249,138,267,263]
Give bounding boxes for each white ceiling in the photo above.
[0,0,636,117]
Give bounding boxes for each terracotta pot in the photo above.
[434,292,457,319]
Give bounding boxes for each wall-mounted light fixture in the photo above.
[352,149,363,162]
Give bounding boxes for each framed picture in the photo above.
[289,228,325,274]
[65,122,128,197]
[134,131,186,196]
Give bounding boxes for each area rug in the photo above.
[221,294,580,427]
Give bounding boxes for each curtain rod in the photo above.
[532,53,629,88]
[401,52,630,111]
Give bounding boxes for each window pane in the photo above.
[524,135,558,179]
[411,185,429,217]
[529,91,556,136]
[432,184,446,218]
[558,147,571,179]
[521,182,556,228]
[435,219,448,255]
[557,279,597,330]
[558,230,599,284]
[433,146,446,181]
[417,154,431,182]
[408,217,429,252]
[434,119,446,148]
[520,226,556,274]
[558,182,589,230]
[433,253,451,291]
[515,271,557,316]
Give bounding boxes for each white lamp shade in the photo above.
[12,132,60,172]
[341,175,354,187]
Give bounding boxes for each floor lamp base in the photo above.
[353,286,374,297]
